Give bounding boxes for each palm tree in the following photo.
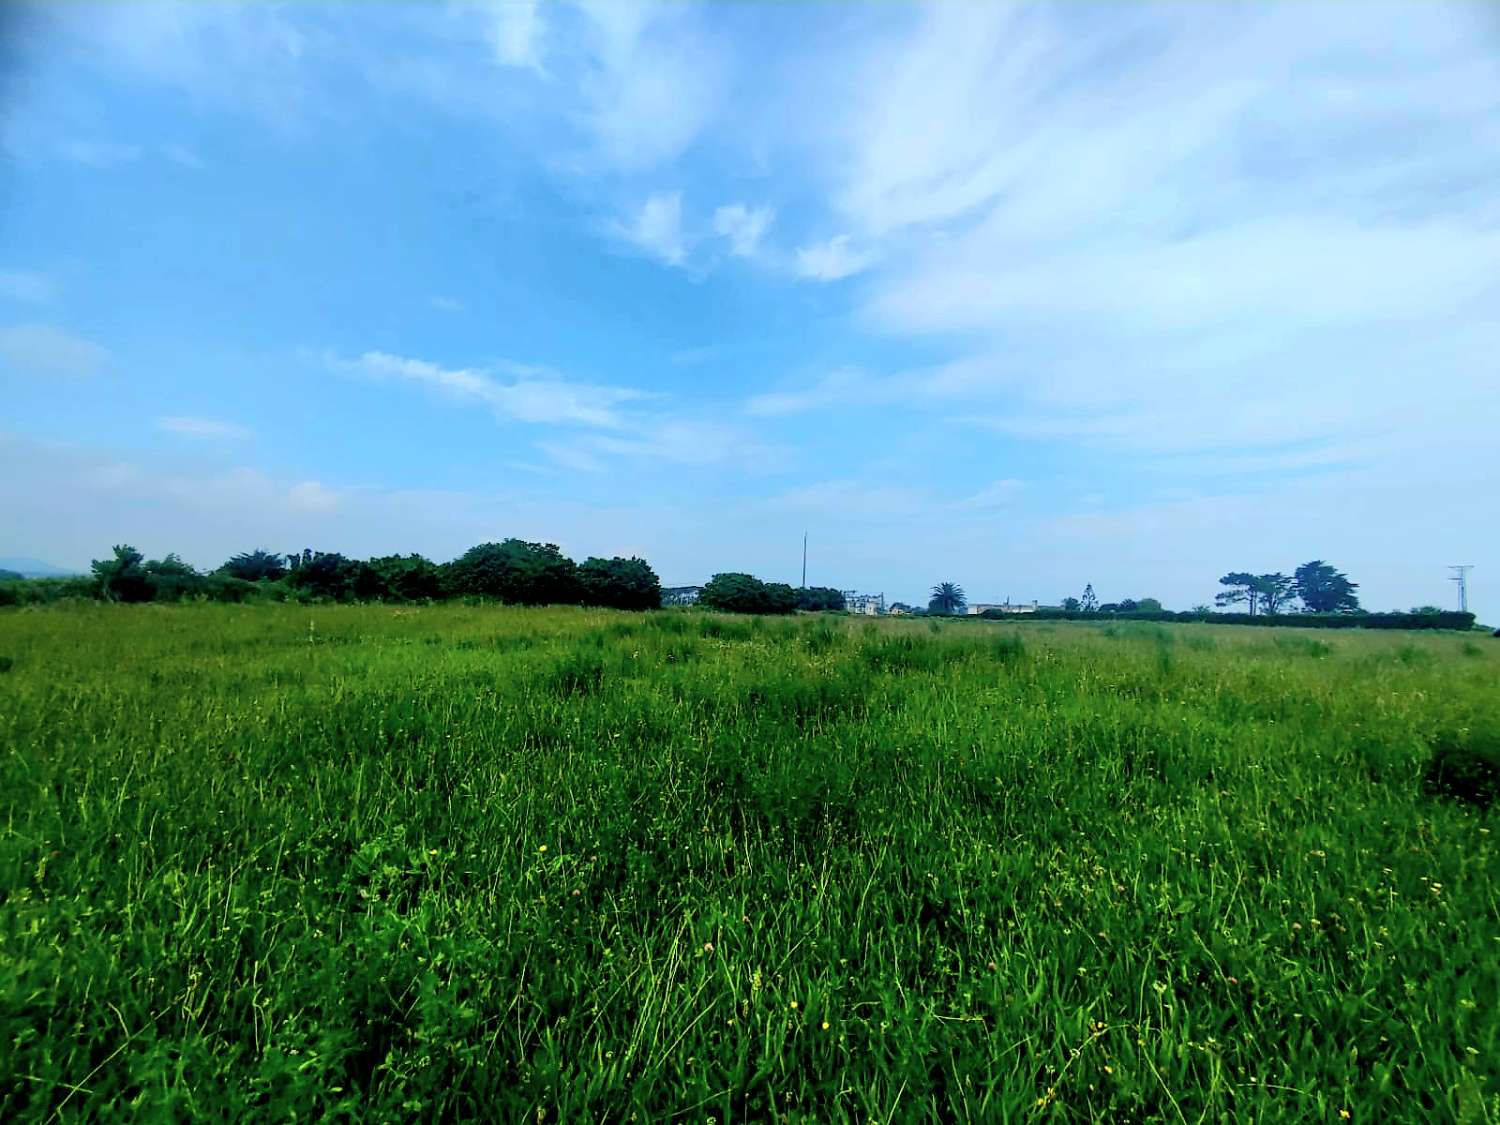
[929,582,966,615]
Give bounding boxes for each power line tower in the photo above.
[1449,565,1473,613]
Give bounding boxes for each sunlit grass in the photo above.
[2,604,1496,1120]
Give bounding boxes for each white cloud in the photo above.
[745,367,871,416]
[795,235,875,281]
[0,324,108,377]
[429,295,465,312]
[53,2,314,122]
[162,143,206,169]
[616,192,686,266]
[712,203,774,259]
[765,479,929,519]
[488,0,545,71]
[571,0,727,170]
[0,271,54,303]
[952,479,1024,510]
[334,350,648,429]
[288,480,340,513]
[157,416,252,440]
[57,140,143,167]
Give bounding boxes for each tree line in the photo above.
[0,541,666,610]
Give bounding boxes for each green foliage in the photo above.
[357,554,444,603]
[218,549,287,582]
[287,550,362,602]
[795,585,846,612]
[928,581,966,615]
[1135,597,1164,612]
[0,568,22,582]
[1295,559,1360,613]
[699,572,797,614]
[142,552,207,601]
[90,544,152,602]
[1060,596,1081,612]
[578,556,662,610]
[1217,572,1297,614]
[444,540,581,605]
[1,606,1496,1121]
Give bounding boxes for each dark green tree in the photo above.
[578,556,662,610]
[288,551,361,601]
[699,573,796,614]
[219,549,287,582]
[91,545,152,603]
[796,586,846,612]
[1219,572,1300,614]
[444,540,582,605]
[928,582,966,615]
[1060,596,1081,612]
[358,554,444,602]
[1081,584,1098,613]
[143,553,205,601]
[0,568,23,582]
[1136,597,1164,612]
[1294,560,1360,613]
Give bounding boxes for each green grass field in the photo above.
[2,605,1496,1121]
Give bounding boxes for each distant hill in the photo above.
[0,557,80,579]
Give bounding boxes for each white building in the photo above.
[843,591,886,616]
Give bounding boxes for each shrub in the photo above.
[796,586,846,612]
[578,557,662,611]
[699,573,797,615]
[444,540,581,605]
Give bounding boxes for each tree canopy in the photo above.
[219,550,287,582]
[578,557,662,611]
[796,586,846,612]
[1295,560,1360,613]
[699,573,797,614]
[445,540,581,605]
[928,582,966,615]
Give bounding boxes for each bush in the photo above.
[578,557,662,611]
[796,586,846,612]
[287,551,362,602]
[444,540,581,605]
[699,573,798,615]
[357,555,444,603]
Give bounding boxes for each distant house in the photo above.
[662,585,702,606]
[967,599,1039,615]
[843,591,886,616]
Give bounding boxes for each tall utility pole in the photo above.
[801,532,807,589]
[1450,565,1473,613]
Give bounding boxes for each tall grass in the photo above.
[1,605,1496,1121]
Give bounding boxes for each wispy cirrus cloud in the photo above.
[157,415,252,440]
[0,323,108,377]
[331,350,650,429]
[794,235,874,281]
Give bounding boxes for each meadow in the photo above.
[1,604,1496,1122]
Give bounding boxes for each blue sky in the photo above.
[1,1,1497,615]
